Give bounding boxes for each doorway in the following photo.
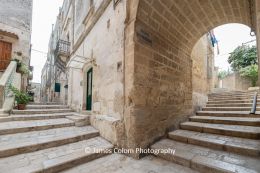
[0,40,12,71]
[86,67,93,110]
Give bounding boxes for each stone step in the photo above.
[208,97,252,101]
[190,116,260,126]
[180,122,260,139]
[211,92,254,95]
[29,102,62,105]
[0,112,75,122]
[196,111,260,117]
[62,154,199,173]
[0,137,113,173]
[151,139,260,173]
[0,118,75,135]
[169,129,260,156]
[12,108,74,115]
[66,115,90,127]
[206,103,254,107]
[209,92,256,95]
[26,105,69,109]
[0,126,99,158]
[208,96,254,99]
[202,107,253,111]
[207,100,256,104]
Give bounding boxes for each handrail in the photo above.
[0,61,17,108]
[250,91,257,114]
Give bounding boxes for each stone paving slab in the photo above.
[180,122,260,139]
[0,137,113,173]
[151,139,260,173]
[169,130,260,156]
[190,116,260,126]
[0,118,75,135]
[0,126,99,157]
[62,154,199,173]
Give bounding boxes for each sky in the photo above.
[30,0,63,83]
[30,1,256,83]
[214,24,256,71]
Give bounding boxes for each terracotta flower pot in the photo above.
[18,104,26,110]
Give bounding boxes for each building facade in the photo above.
[0,0,33,90]
[41,0,260,158]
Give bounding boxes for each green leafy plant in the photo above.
[19,63,30,74]
[228,45,257,71]
[239,64,258,87]
[218,70,230,79]
[12,59,29,74]
[9,85,31,104]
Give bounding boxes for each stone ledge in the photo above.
[90,114,124,146]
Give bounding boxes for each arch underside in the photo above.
[125,0,253,150]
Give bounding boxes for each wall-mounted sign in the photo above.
[136,26,152,46]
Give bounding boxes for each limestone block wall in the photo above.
[222,73,251,90]
[0,0,33,65]
[191,35,214,113]
[123,0,252,157]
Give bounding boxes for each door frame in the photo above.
[86,67,93,110]
[0,40,12,71]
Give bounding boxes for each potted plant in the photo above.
[9,85,31,110]
[12,59,30,74]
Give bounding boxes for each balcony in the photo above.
[54,40,70,72]
[54,40,70,58]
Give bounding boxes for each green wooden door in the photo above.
[86,68,93,110]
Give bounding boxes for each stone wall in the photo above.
[123,0,252,157]
[221,73,252,90]
[43,0,257,159]
[0,0,33,65]
[68,0,126,120]
[31,82,41,103]
[191,35,214,113]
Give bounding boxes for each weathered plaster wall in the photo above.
[0,0,32,65]
[68,1,126,119]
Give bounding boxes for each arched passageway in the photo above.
[123,0,259,157]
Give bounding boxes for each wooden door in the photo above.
[0,41,12,71]
[86,68,93,110]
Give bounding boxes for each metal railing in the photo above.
[250,91,258,114]
[54,39,70,73]
[0,61,17,108]
[55,40,70,57]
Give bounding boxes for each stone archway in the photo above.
[123,0,258,158]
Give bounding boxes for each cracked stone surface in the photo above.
[0,137,112,173]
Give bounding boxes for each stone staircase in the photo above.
[0,103,113,173]
[152,90,260,173]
